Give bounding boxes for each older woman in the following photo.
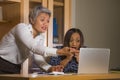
[0,6,79,74]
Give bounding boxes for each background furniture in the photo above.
[0,0,71,75]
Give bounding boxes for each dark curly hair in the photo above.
[63,28,84,49]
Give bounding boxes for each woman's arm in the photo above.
[74,52,79,63]
[15,23,57,57]
[60,54,73,68]
[34,54,63,72]
[15,23,79,57]
[33,54,52,72]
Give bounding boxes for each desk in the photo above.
[0,73,120,80]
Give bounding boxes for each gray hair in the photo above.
[29,6,51,24]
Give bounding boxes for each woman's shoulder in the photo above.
[10,23,32,35]
[16,23,31,28]
[14,23,32,31]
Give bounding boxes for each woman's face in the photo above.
[33,12,50,34]
[69,32,80,50]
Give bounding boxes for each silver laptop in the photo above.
[78,48,110,74]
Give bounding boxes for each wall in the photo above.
[75,0,120,69]
[71,0,76,28]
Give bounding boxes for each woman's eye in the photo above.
[70,40,73,42]
[77,40,80,42]
[40,19,44,21]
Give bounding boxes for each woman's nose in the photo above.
[43,22,48,27]
[72,41,77,46]
[43,21,47,25]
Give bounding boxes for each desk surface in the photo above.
[0,73,120,80]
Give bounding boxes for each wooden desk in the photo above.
[0,73,120,80]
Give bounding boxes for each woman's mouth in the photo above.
[71,47,77,49]
[42,26,47,31]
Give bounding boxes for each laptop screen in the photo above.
[78,48,110,74]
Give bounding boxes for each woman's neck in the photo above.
[32,27,39,38]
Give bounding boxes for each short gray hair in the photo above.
[29,6,51,24]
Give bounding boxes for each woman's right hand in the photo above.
[56,47,79,56]
[48,65,64,72]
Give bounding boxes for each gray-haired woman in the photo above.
[0,6,79,74]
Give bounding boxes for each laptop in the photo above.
[78,48,110,74]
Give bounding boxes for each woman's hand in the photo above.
[57,47,79,56]
[48,65,64,72]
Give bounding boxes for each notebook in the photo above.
[78,48,110,74]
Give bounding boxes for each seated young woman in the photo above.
[49,28,84,73]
